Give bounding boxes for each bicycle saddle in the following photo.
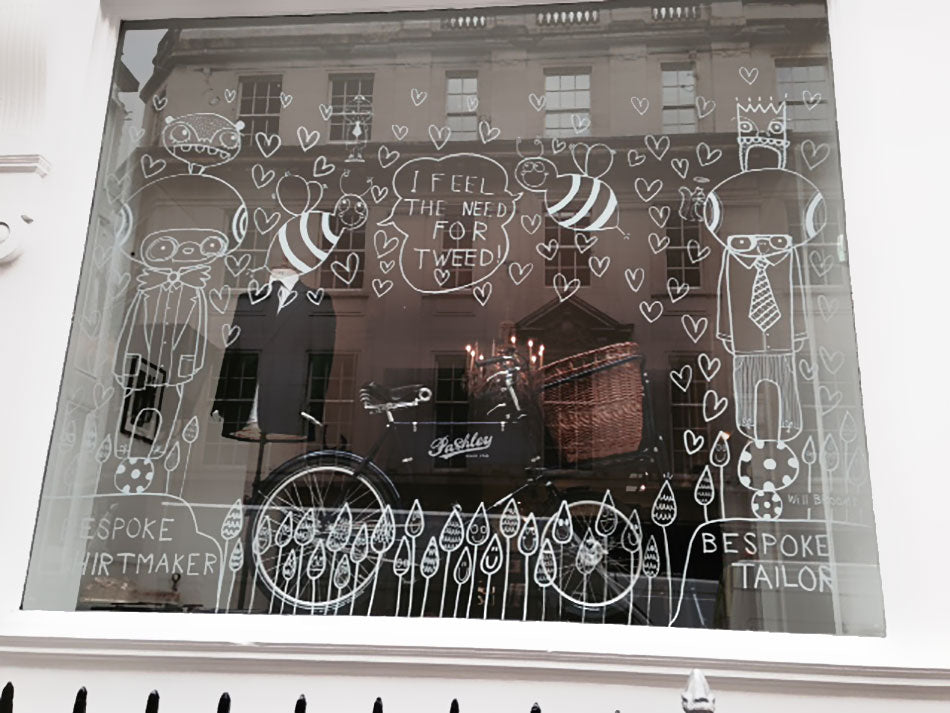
[359,382,433,413]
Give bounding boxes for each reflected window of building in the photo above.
[446,73,478,140]
[777,61,830,131]
[543,209,592,286]
[669,353,709,475]
[318,222,366,290]
[437,213,475,288]
[329,75,375,142]
[665,210,702,287]
[308,352,358,448]
[662,64,697,134]
[433,354,470,470]
[238,75,283,139]
[787,199,844,287]
[544,70,590,137]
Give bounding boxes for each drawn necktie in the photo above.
[748,256,781,332]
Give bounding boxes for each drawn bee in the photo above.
[513,138,626,238]
[267,169,371,274]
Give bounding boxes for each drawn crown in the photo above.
[736,97,787,116]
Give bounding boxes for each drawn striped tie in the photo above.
[748,256,780,332]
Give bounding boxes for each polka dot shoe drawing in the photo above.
[751,489,783,520]
[114,457,155,494]
[737,439,800,493]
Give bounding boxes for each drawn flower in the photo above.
[550,500,574,546]
[710,431,731,468]
[294,508,318,547]
[466,501,490,547]
[821,434,840,471]
[420,536,441,578]
[840,411,857,444]
[534,539,558,587]
[574,527,604,576]
[453,546,473,585]
[694,466,715,508]
[499,498,521,540]
[643,536,661,580]
[182,416,200,444]
[333,555,352,590]
[327,503,353,553]
[393,535,412,577]
[405,499,425,539]
[351,523,369,564]
[438,505,464,552]
[371,504,396,554]
[306,540,327,579]
[253,517,273,556]
[595,490,618,538]
[228,540,244,573]
[480,533,504,575]
[164,442,182,473]
[651,480,678,528]
[221,499,243,541]
[620,508,642,553]
[95,435,112,465]
[281,549,298,581]
[801,435,817,466]
[275,512,295,548]
[517,512,540,556]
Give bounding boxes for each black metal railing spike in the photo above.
[217,692,231,713]
[72,687,87,713]
[295,694,307,713]
[0,682,12,713]
[373,697,383,713]
[145,690,160,713]
[450,699,459,713]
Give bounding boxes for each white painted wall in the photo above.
[0,0,947,709]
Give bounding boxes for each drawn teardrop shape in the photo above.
[307,540,327,579]
[275,512,295,548]
[351,523,369,563]
[221,499,243,541]
[164,442,182,473]
[95,435,112,465]
[651,479,677,527]
[282,549,298,581]
[801,435,817,465]
[821,434,840,471]
[534,539,558,587]
[575,527,603,576]
[594,490,618,537]
[693,466,715,507]
[182,415,200,444]
[643,535,661,579]
[620,508,642,553]
[294,508,318,546]
[710,430,731,467]
[253,517,273,556]
[480,533,504,575]
[499,499,521,539]
[371,505,396,554]
[551,500,573,546]
[517,512,540,556]
[840,411,857,444]
[420,536,441,579]
[333,555,352,590]
[438,505,464,552]
[405,499,425,538]
[453,546,473,585]
[327,503,353,552]
[393,535,412,577]
[466,501,490,546]
[228,540,244,573]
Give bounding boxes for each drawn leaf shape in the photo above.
[651,480,678,528]
[164,442,182,473]
[574,527,603,576]
[709,431,731,467]
[371,505,396,554]
[82,425,98,453]
[294,508,318,546]
[351,523,369,564]
[95,435,112,465]
[453,546,473,585]
[221,499,243,541]
[594,490,618,537]
[694,466,715,507]
[405,498,425,538]
[253,517,273,555]
[333,555,352,590]
[466,501,490,546]
[620,508,642,553]
[420,536,441,579]
[534,539,558,587]
[327,503,353,553]
[306,540,327,579]
[643,535,661,579]
[801,435,817,465]
[282,549,298,580]
[275,512,295,548]
[551,500,574,545]
[480,533,504,575]
[840,412,858,444]
[393,535,412,577]
[821,434,840,471]
[228,540,244,573]
[182,416,200,444]
[499,499,521,539]
[438,506,465,552]
[517,512,540,556]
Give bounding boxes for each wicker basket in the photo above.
[542,342,644,464]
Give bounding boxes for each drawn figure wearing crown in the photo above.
[703,99,825,520]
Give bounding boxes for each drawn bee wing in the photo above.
[570,141,615,179]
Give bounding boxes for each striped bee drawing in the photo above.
[513,139,627,239]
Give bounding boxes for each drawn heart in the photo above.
[649,205,671,228]
[467,96,479,112]
[225,254,251,277]
[224,89,236,103]
[571,114,591,133]
[391,124,409,141]
[508,262,533,285]
[152,95,167,111]
[112,271,131,298]
[551,138,567,154]
[819,346,844,375]
[681,314,708,343]
[306,288,325,306]
[478,120,501,144]
[695,142,723,167]
[630,96,649,115]
[379,259,395,275]
[428,124,452,150]
[222,324,241,347]
[297,126,320,152]
[671,158,689,180]
[683,429,705,455]
[819,385,842,415]
[818,294,838,321]
[140,154,166,179]
[649,232,670,254]
[433,268,451,287]
[310,155,336,178]
[410,88,428,107]
[128,126,145,143]
[462,282,491,308]
[644,134,670,161]
[372,279,393,298]
[210,285,231,314]
[703,390,728,422]
[528,93,546,112]
[251,163,275,189]
[536,239,558,261]
[331,253,360,286]
[370,184,388,203]
[739,66,759,85]
[670,364,692,393]
[254,208,281,234]
[280,92,293,108]
[276,285,298,309]
[799,359,816,381]
[809,251,834,278]
[624,267,645,293]
[698,353,721,381]
[378,145,400,169]
[626,149,647,168]
[574,233,597,254]
[105,174,127,204]
[695,96,716,118]
[319,103,333,121]
[553,273,581,302]
[93,383,115,409]
[639,300,663,323]
[589,256,610,278]
[635,177,663,203]
[374,230,399,258]
[666,277,689,303]
[247,280,271,304]
[803,90,822,109]
[687,239,711,263]
[800,139,830,170]
[521,214,542,234]
[255,132,281,158]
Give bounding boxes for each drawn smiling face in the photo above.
[514,157,555,192]
[162,113,245,172]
